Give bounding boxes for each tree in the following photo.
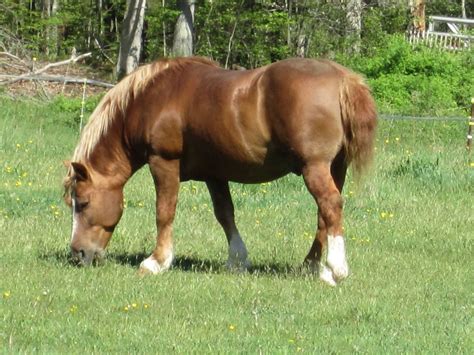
[116,0,147,80]
[41,0,60,58]
[346,0,362,54]
[409,0,425,32]
[172,0,196,57]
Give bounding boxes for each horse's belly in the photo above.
[180,148,301,183]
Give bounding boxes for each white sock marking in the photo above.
[139,250,173,274]
[327,235,349,280]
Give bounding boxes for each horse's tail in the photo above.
[339,71,377,177]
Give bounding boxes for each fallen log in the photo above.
[0,74,114,88]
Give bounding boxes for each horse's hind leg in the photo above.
[303,157,348,285]
[206,180,250,271]
[139,156,180,275]
[304,213,332,280]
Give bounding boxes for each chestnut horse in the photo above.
[63,57,376,286]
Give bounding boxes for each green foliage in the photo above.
[343,35,473,116]
[194,1,290,68]
[142,3,180,61]
[391,156,443,184]
[51,95,101,113]
[1,1,472,116]
[425,0,469,17]
[48,95,104,127]
[302,2,347,58]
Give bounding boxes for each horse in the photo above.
[63,56,377,286]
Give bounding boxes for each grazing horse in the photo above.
[63,57,376,286]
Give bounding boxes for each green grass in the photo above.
[1,97,473,353]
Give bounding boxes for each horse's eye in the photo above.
[75,201,89,212]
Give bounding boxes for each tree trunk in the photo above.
[50,0,59,58]
[116,0,147,80]
[296,34,307,58]
[409,0,425,32]
[162,0,167,57]
[346,0,362,54]
[42,0,51,57]
[172,0,196,57]
[461,0,467,31]
[97,0,104,37]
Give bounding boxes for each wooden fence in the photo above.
[407,16,474,51]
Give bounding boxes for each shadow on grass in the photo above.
[40,250,306,277]
[38,249,107,267]
[109,252,303,277]
[38,249,72,266]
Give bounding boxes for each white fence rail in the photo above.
[407,16,474,51]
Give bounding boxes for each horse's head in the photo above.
[63,162,124,265]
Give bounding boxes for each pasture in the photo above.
[1,97,472,353]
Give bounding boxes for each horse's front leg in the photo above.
[139,156,179,275]
[206,180,250,272]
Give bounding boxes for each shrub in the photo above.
[342,35,473,116]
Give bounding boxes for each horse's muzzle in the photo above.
[70,246,104,266]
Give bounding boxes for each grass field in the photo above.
[1,97,473,353]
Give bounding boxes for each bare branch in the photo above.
[0,52,92,85]
[32,52,92,76]
[0,51,29,67]
[93,38,115,65]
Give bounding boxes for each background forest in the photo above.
[0,0,473,116]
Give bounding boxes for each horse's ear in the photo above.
[71,162,90,182]
[63,160,71,169]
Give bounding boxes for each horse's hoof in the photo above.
[319,264,337,287]
[138,254,173,275]
[327,257,349,281]
[226,258,251,273]
[138,266,155,276]
[303,258,319,273]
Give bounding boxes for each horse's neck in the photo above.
[87,129,134,188]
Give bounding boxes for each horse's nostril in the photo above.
[70,246,86,264]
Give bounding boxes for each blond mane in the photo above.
[72,57,218,162]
